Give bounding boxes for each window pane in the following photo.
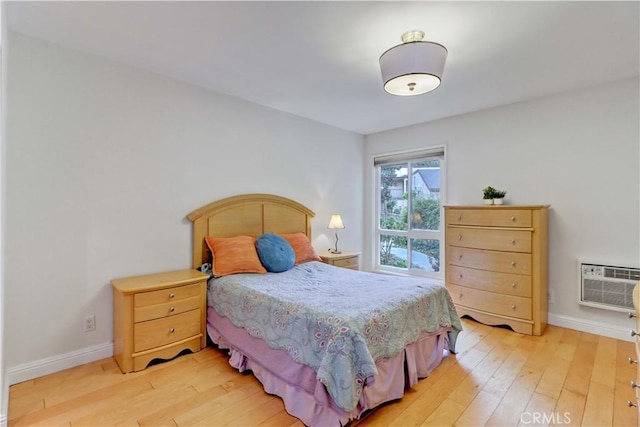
[410,160,440,231]
[410,238,440,272]
[380,164,408,231]
[379,234,407,268]
[375,148,444,278]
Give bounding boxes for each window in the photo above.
[375,147,445,278]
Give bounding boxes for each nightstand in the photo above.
[111,269,208,373]
[320,251,360,270]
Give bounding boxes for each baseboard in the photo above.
[7,342,113,386]
[549,313,634,342]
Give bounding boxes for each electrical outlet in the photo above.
[84,315,96,332]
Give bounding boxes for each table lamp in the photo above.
[327,214,345,254]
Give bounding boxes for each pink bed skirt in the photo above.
[207,306,452,426]
[207,307,452,426]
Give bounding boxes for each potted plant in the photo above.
[493,189,507,205]
[482,186,496,205]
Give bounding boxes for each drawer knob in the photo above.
[632,330,639,337]
[629,400,638,408]
[457,234,463,241]
[511,304,516,310]
[169,307,175,313]
[511,261,516,267]
[459,293,463,299]
[457,214,462,221]
[629,357,638,364]
[458,255,463,261]
[631,381,640,389]
[169,328,175,333]
[510,216,516,222]
[630,312,637,319]
[169,293,175,299]
[458,274,463,279]
[511,283,516,288]
[511,239,516,245]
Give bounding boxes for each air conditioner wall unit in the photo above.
[579,261,640,313]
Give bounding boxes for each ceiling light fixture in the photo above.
[379,30,448,96]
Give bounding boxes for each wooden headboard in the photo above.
[186,193,316,268]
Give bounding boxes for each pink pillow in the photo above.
[204,235,267,277]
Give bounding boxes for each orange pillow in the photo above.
[204,235,267,277]
[280,233,321,265]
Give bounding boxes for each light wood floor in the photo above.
[8,317,639,426]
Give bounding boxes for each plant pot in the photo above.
[493,198,504,205]
[484,199,494,205]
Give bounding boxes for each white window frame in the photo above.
[374,146,446,279]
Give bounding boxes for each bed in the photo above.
[187,194,462,426]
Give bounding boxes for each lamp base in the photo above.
[329,250,342,254]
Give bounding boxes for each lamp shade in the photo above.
[327,214,345,229]
[379,31,447,96]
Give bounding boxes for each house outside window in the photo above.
[375,147,445,278]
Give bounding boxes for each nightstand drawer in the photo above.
[449,284,532,320]
[446,209,532,228]
[446,265,532,297]
[333,256,359,269]
[134,309,201,353]
[134,296,201,323]
[134,283,201,308]
[447,227,531,253]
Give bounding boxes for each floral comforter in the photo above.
[208,261,462,411]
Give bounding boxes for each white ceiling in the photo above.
[6,1,640,135]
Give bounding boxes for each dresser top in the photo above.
[444,205,550,209]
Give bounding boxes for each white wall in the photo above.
[365,77,640,340]
[4,32,364,381]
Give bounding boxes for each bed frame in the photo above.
[187,193,315,268]
[186,193,453,426]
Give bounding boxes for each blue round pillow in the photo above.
[255,233,295,273]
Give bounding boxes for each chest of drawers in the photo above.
[444,205,549,335]
[112,269,208,373]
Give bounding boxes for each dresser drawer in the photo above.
[134,295,201,323]
[447,227,531,253]
[447,246,532,275]
[446,209,532,228]
[449,284,532,320]
[134,309,201,352]
[134,283,202,308]
[447,265,532,297]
